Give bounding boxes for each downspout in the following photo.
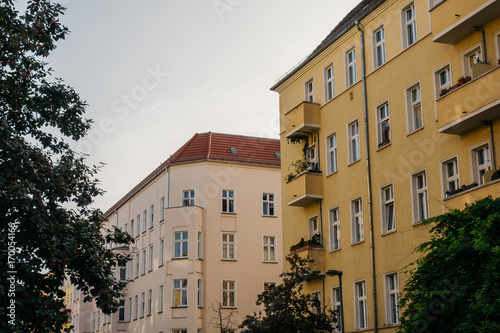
[474,26,487,63]
[355,20,379,332]
[319,199,324,250]
[483,121,497,169]
[167,169,171,208]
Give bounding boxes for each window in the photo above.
[136,215,140,237]
[141,249,146,275]
[325,64,335,102]
[442,157,459,196]
[355,281,368,329]
[329,208,341,251]
[327,134,337,174]
[262,193,275,216]
[472,144,491,185]
[374,26,386,68]
[173,279,188,307]
[119,264,127,281]
[435,64,451,97]
[174,231,188,258]
[183,190,195,206]
[148,245,153,272]
[430,0,444,9]
[496,32,500,62]
[222,233,236,260]
[160,197,165,221]
[263,282,276,308]
[332,287,342,332]
[309,216,320,243]
[402,2,417,48]
[386,273,400,324]
[463,45,482,77]
[412,171,429,223]
[133,295,138,320]
[307,139,317,169]
[147,289,152,316]
[381,185,396,234]
[222,280,236,308]
[198,279,203,307]
[351,198,364,244]
[377,102,390,147]
[263,236,277,262]
[172,330,187,333]
[346,48,356,87]
[149,205,154,228]
[305,79,314,102]
[140,292,145,318]
[221,189,235,213]
[159,239,164,266]
[311,291,321,314]
[142,210,147,233]
[158,285,164,312]
[406,83,423,132]
[135,253,139,278]
[198,231,203,259]
[349,121,360,163]
[130,219,134,239]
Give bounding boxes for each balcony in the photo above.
[432,0,500,44]
[285,101,321,138]
[286,171,323,207]
[444,178,500,211]
[437,66,500,135]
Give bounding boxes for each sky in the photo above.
[37,0,357,211]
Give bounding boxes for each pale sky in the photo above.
[41,0,356,211]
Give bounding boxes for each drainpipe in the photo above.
[474,26,487,63]
[167,169,171,208]
[483,121,497,169]
[319,199,324,249]
[355,20,379,333]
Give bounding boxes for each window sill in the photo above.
[329,247,341,253]
[172,305,188,309]
[262,215,277,218]
[351,240,365,246]
[348,159,361,167]
[326,170,338,178]
[221,212,237,215]
[222,258,237,262]
[157,311,163,314]
[381,229,397,237]
[172,257,189,260]
[263,260,279,264]
[377,141,391,151]
[406,126,424,137]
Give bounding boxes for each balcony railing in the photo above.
[437,66,500,135]
[286,171,323,207]
[285,101,321,138]
[432,0,500,44]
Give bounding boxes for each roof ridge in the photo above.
[171,133,199,163]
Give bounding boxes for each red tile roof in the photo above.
[102,132,280,217]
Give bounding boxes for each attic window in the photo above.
[275,152,281,158]
[230,147,238,154]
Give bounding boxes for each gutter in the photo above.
[356,20,379,332]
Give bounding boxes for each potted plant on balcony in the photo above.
[289,237,323,254]
[458,76,467,85]
[440,88,448,97]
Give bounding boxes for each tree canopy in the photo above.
[240,254,336,333]
[0,1,131,331]
[398,196,500,333]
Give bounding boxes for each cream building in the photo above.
[272,0,500,332]
[71,132,282,333]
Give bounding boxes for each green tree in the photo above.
[240,254,336,333]
[398,196,500,333]
[0,1,131,331]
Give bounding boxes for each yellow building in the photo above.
[272,0,500,332]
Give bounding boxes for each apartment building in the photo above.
[71,132,282,333]
[271,0,500,332]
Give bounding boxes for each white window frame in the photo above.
[429,0,444,9]
[140,292,145,318]
[142,210,147,233]
[222,280,237,308]
[160,197,165,221]
[135,253,139,278]
[174,230,189,258]
[381,184,396,234]
[463,44,483,77]
[441,156,460,196]
[158,285,164,312]
[305,78,314,102]
[159,239,164,266]
[354,280,368,329]
[373,25,386,69]
[309,216,320,243]
[149,205,154,228]
[198,279,203,308]
[141,249,146,275]
[376,102,391,147]
[136,215,140,237]
[183,189,195,206]
[402,2,417,49]
[348,120,360,164]
[263,235,277,262]
[198,231,203,259]
[325,64,335,102]
[471,143,491,185]
[130,219,134,239]
[173,279,188,307]
[262,193,276,216]
[406,82,423,133]
[434,63,451,98]
[411,170,429,224]
[172,330,187,333]
[346,47,357,87]
[222,233,236,260]
[221,189,235,213]
[133,295,138,320]
[118,299,126,322]
[332,287,342,332]
[385,273,400,325]
[327,133,338,174]
[329,207,341,251]
[148,245,153,272]
[351,198,364,244]
[147,289,152,316]
[119,264,127,282]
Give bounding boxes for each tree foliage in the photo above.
[240,254,336,333]
[398,196,500,333]
[0,1,131,331]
